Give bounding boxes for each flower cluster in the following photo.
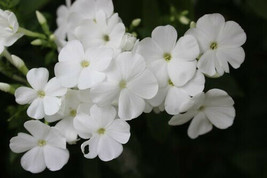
[2,0,246,174]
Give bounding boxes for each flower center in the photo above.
[198,106,205,111]
[210,42,218,50]
[103,34,110,42]
[168,79,174,86]
[38,139,46,147]
[97,128,105,135]
[37,90,45,98]
[81,60,90,68]
[119,80,127,89]
[163,53,172,62]
[69,109,77,117]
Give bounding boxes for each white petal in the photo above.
[118,90,145,120]
[55,118,78,144]
[98,135,123,161]
[87,47,113,71]
[188,112,212,139]
[117,52,145,81]
[205,106,235,129]
[46,127,66,149]
[27,68,49,90]
[168,60,197,87]
[128,69,158,99]
[91,81,120,106]
[172,35,199,61]
[165,87,191,115]
[90,105,116,128]
[78,68,106,89]
[149,60,168,87]
[73,113,97,139]
[205,89,234,107]
[137,38,163,64]
[27,98,45,119]
[15,87,37,104]
[21,147,46,173]
[168,111,196,126]
[147,86,168,107]
[58,40,84,62]
[218,21,246,48]
[216,47,245,69]
[196,13,225,42]
[9,133,36,153]
[151,25,177,52]
[182,70,205,96]
[81,138,98,159]
[43,96,61,116]
[24,120,50,139]
[43,145,69,171]
[44,78,67,97]
[96,0,114,17]
[54,61,81,88]
[197,50,217,76]
[106,119,130,144]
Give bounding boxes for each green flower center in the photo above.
[198,106,205,111]
[97,128,105,135]
[168,79,174,86]
[210,42,218,50]
[81,60,90,68]
[119,80,127,89]
[163,53,172,62]
[38,139,46,147]
[70,109,77,117]
[103,34,110,42]
[37,90,45,98]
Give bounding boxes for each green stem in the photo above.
[18,27,46,39]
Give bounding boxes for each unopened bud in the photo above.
[190,21,196,28]
[179,16,190,25]
[0,82,11,93]
[31,39,42,46]
[11,55,28,75]
[36,11,46,24]
[131,18,141,27]
[121,33,137,51]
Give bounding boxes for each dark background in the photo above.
[0,0,266,177]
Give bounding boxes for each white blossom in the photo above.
[73,105,130,161]
[91,52,158,120]
[55,40,113,89]
[186,13,246,77]
[169,89,235,139]
[15,68,67,119]
[9,120,69,173]
[0,9,23,53]
[137,25,199,87]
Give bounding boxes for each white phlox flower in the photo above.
[74,12,125,55]
[73,105,130,161]
[186,13,246,77]
[120,33,137,51]
[91,52,158,120]
[54,0,114,50]
[45,89,93,144]
[168,89,235,139]
[9,120,69,173]
[15,68,67,119]
[0,9,23,53]
[55,40,113,89]
[147,70,205,115]
[137,25,199,87]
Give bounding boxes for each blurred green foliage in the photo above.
[0,0,267,177]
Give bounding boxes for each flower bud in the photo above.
[0,82,11,93]
[36,11,46,24]
[31,39,43,46]
[11,55,28,75]
[131,18,141,27]
[121,33,137,51]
